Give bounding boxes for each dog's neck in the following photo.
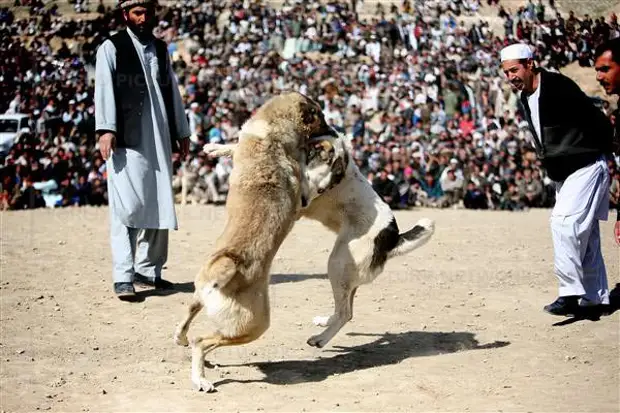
[335,155,391,214]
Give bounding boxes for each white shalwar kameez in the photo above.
[550,158,610,306]
[526,76,610,306]
[95,28,190,283]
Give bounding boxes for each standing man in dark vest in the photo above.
[94,0,190,301]
[499,43,615,317]
[593,37,620,246]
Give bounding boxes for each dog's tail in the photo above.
[387,218,435,259]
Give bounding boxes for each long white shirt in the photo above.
[94,28,190,230]
[526,74,543,149]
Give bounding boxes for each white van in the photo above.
[0,113,30,155]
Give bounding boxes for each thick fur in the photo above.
[173,92,336,392]
[204,133,435,349]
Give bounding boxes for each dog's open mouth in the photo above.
[308,134,336,144]
[309,125,338,141]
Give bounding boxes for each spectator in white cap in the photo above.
[94,0,191,300]
[187,102,203,142]
[500,42,616,317]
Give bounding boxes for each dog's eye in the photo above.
[303,107,318,124]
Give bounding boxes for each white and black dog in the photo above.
[204,134,434,348]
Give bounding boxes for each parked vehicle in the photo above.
[0,113,30,155]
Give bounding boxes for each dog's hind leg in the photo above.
[307,284,357,348]
[174,293,203,347]
[307,250,359,348]
[190,333,261,393]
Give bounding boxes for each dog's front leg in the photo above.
[203,143,236,158]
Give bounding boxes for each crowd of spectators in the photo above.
[1,0,619,212]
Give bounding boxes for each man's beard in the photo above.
[127,20,154,42]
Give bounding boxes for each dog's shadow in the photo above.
[270,273,327,285]
[214,330,510,387]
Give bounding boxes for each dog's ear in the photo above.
[329,150,348,187]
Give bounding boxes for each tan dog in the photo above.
[204,132,435,349]
[173,92,336,392]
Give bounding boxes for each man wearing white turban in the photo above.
[499,43,615,317]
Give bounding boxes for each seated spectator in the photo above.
[89,178,108,206]
[500,180,526,211]
[519,167,544,207]
[58,177,78,207]
[74,175,92,206]
[372,169,401,209]
[12,176,46,210]
[418,171,445,208]
[440,168,464,207]
[464,181,489,210]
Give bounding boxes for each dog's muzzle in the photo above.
[301,195,309,208]
[309,128,338,142]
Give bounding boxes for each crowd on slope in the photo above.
[1,0,619,212]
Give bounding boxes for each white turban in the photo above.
[499,43,534,62]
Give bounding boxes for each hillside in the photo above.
[2,0,618,101]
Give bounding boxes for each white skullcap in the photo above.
[500,43,533,62]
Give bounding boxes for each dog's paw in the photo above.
[307,334,329,348]
[174,332,189,347]
[192,376,216,393]
[312,315,331,327]
[202,143,220,154]
[202,143,232,158]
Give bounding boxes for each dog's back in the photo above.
[199,132,302,292]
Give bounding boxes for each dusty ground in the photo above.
[1,205,619,412]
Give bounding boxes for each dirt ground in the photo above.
[1,205,618,412]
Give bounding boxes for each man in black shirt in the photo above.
[500,43,615,317]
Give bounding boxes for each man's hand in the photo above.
[180,138,190,158]
[99,132,116,161]
[614,221,620,246]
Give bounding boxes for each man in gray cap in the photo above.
[94,0,190,301]
[499,43,615,317]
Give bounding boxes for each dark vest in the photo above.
[519,69,614,181]
[613,108,620,156]
[108,29,179,152]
